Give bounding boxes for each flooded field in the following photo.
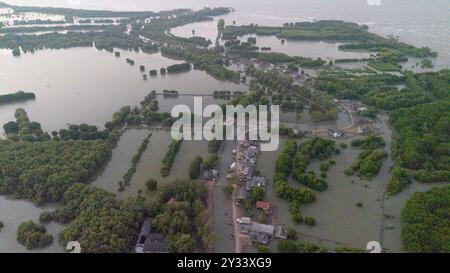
[0,47,247,135]
[254,115,446,252]
[239,35,372,61]
[0,0,448,253]
[93,129,211,199]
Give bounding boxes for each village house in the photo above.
[245,175,266,191]
[135,218,168,253]
[202,169,218,181]
[249,222,275,245]
[236,186,249,205]
[256,201,273,215]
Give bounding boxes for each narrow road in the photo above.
[231,184,240,253]
[212,141,236,253]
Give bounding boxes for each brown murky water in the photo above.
[0,0,448,252]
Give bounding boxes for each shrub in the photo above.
[304,217,316,226]
[39,211,53,224]
[146,179,158,191]
[16,221,53,250]
[292,213,303,224]
[287,227,297,240]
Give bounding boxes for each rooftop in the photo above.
[256,201,273,211]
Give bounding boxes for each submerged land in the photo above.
[0,2,448,253]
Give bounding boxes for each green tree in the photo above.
[189,156,203,179]
[145,179,158,191]
[168,233,195,253]
[17,221,53,250]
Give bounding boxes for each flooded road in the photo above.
[212,140,235,253]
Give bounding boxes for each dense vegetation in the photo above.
[223,21,376,41]
[345,136,388,179]
[0,139,111,204]
[401,186,449,253]
[189,156,203,179]
[277,239,364,253]
[0,28,154,54]
[223,20,436,68]
[293,138,335,191]
[152,180,214,252]
[166,62,191,74]
[146,178,158,192]
[45,184,145,253]
[138,7,230,47]
[0,109,112,205]
[315,70,449,111]
[274,139,317,223]
[53,123,110,142]
[161,47,241,83]
[387,100,450,194]
[2,108,47,141]
[0,91,36,105]
[16,221,53,250]
[228,49,326,67]
[0,5,230,55]
[277,239,328,253]
[241,67,338,121]
[203,154,219,170]
[118,133,152,191]
[161,139,183,177]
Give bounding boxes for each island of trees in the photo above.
[160,139,183,177]
[222,20,436,70]
[344,135,388,179]
[0,91,36,105]
[274,139,318,223]
[16,221,53,250]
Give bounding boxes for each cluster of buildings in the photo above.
[231,140,266,204]
[340,100,381,136]
[231,140,287,245]
[0,11,66,27]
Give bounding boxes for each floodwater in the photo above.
[3,0,448,67]
[0,0,448,253]
[93,129,211,199]
[0,196,65,253]
[256,115,447,252]
[172,27,373,61]
[242,35,372,61]
[0,47,247,135]
[213,140,235,252]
